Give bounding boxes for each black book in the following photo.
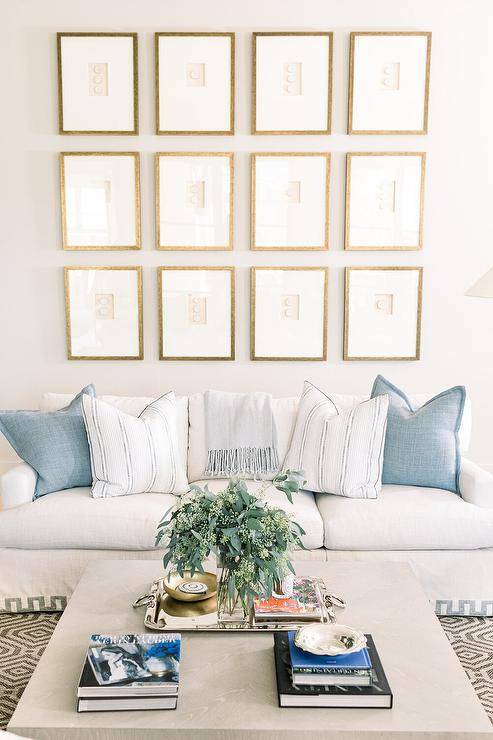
[274,633,393,708]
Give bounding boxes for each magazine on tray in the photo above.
[254,577,323,622]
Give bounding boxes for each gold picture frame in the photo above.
[64,266,143,360]
[60,152,141,251]
[252,32,333,135]
[251,153,331,251]
[155,152,234,251]
[57,32,139,135]
[158,266,235,361]
[251,266,328,361]
[343,266,423,361]
[345,152,426,251]
[155,32,235,135]
[348,31,432,135]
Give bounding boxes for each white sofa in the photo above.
[1,390,493,617]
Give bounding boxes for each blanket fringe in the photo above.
[205,446,279,477]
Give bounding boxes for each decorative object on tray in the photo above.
[162,570,217,603]
[294,623,367,656]
[155,471,306,627]
[77,633,181,713]
[275,632,392,707]
[254,577,324,623]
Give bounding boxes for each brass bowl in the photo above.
[162,571,217,602]
[161,594,217,618]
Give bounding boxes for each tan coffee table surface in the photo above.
[8,560,493,739]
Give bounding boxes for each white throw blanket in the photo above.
[204,390,279,477]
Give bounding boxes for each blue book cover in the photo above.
[288,631,372,673]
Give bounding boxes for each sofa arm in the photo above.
[459,458,493,508]
[0,463,37,510]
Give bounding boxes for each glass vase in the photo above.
[216,560,251,629]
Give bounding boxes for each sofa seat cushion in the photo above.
[317,484,493,551]
[0,487,176,550]
[193,479,324,550]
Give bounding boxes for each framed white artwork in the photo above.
[155,32,235,135]
[252,32,333,134]
[345,152,426,251]
[64,266,143,360]
[158,267,235,361]
[251,267,328,361]
[251,153,330,251]
[344,266,423,361]
[57,33,138,135]
[348,32,432,135]
[156,153,234,251]
[60,153,141,250]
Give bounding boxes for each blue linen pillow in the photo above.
[370,375,465,494]
[0,385,96,500]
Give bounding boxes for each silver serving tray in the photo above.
[133,577,345,632]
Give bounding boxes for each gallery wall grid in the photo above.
[55,27,431,363]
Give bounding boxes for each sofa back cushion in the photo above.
[1,385,96,500]
[39,389,472,485]
[284,382,389,498]
[188,391,471,483]
[371,375,466,494]
[39,392,189,473]
[82,393,189,497]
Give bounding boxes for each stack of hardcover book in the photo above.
[77,633,181,712]
[274,631,392,708]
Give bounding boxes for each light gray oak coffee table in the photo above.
[9,560,493,740]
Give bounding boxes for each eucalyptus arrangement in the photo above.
[156,470,306,624]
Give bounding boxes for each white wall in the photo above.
[1,0,492,470]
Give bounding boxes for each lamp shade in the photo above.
[465,267,493,298]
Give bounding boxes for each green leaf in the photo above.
[246,518,262,531]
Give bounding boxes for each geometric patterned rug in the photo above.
[0,613,492,730]
[0,613,60,730]
[439,616,493,722]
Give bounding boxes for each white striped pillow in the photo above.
[82,393,189,498]
[283,382,389,498]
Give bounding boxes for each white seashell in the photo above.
[294,623,367,656]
